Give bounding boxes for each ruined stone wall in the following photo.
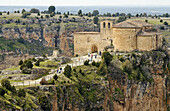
[113,27,141,52]
[74,32,100,56]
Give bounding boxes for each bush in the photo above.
[75,54,79,57]
[50,12,55,17]
[1,79,11,90]
[32,58,37,62]
[160,26,165,30]
[84,60,89,65]
[95,62,101,68]
[22,12,31,18]
[160,19,163,23]
[73,69,76,72]
[40,77,48,85]
[92,61,96,66]
[64,65,72,78]
[0,12,2,15]
[19,60,23,65]
[102,52,113,66]
[18,89,26,97]
[38,95,51,110]
[35,60,40,66]
[97,62,107,76]
[164,21,168,25]
[53,74,58,80]
[22,68,32,74]
[79,69,82,73]
[45,15,49,18]
[0,88,6,96]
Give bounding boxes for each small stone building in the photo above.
[74,20,162,56]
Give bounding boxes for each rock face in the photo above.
[0,26,60,47]
[51,52,169,111]
[0,51,169,111]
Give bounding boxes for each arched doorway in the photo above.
[92,45,98,53]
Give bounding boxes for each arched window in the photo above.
[103,22,106,28]
[108,23,110,28]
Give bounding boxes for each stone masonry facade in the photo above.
[74,20,162,56]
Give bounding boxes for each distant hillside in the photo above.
[0,36,54,56]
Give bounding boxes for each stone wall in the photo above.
[74,32,100,56]
[113,27,141,52]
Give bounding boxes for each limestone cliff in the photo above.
[0,51,169,111]
[0,26,60,47]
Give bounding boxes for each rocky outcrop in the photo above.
[0,26,60,47]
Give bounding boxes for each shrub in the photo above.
[50,12,55,17]
[18,89,26,97]
[0,12,2,15]
[22,68,32,74]
[92,61,96,66]
[45,15,49,18]
[53,74,58,80]
[75,54,79,57]
[97,62,107,76]
[42,54,47,58]
[19,60,23,65]
[35,60,40,66]
[38,95,51,110]
[1,79,11,90]
[79,69,82,73]
[160,19,163,23]
[95,62,101,68]
[0,88,6,96]
[22,12,31,18]
[164,21,168,25]
[160,26,165,30]
[84,60,89,65]
[73,69,76,72]
[64,65,72,78]
[145,20,148,22]
[32,58,37,62]
[40,77,48,85]
[102,52,113,66]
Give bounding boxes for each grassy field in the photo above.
[130,18,170,25]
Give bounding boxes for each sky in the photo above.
[0,0,170,6]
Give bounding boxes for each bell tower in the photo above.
[100,20,113,40]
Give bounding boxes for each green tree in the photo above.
[19,60,23,65]
[7,11,10,15]
[35,60,40,66]
[92,10,99,16]
[160,19,163,23]
[22,9,26,14]
[117,16,126,23]
[38,95,51,110]
[0,12,2,15]
[102,51,113,66]
[97,62,107,76]
[30,8,40,13]
[164,21,168,25]
[88,12,92,17]
[0,88,6,96]
[64,65,72,78]
[53,74,58,80]
[17,89,26,97]
[48,6,55,14]
[78,9,82,16]
[50,12,55,17]
[45,15,49,18]
[22,12,31,18]
[93,16,99,24]
[84,60,89,65]
[1,79,11,90]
